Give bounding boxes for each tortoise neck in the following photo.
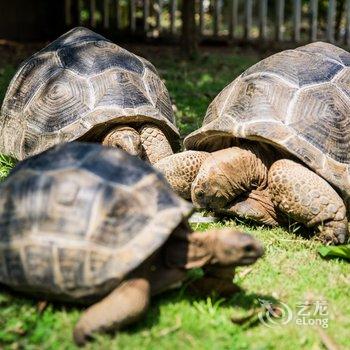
[139,124,174,164]
[164,225,214,270]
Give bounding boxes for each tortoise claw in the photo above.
[73,325,90,347]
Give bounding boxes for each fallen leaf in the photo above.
[318,245,350,261]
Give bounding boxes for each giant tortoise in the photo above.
[156,42,350,245]
[0,27,178,163]
[0,142,263,345]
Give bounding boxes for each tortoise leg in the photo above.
[102,125,142,157]
[268,159,348,244]
[139,124,174,164]
[73,278,150,346]
[227,188,280,226]
[155,151,209,200]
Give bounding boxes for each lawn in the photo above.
[0,44,349,350]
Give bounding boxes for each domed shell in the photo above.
[184,42,350,207]
[0,142,191,301]
[0,27,178,160]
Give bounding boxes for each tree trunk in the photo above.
[0,0,66,41]
[181,0,197,59]
[335,0,345,41]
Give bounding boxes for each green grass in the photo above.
[0,48,349,350]
[0,154,16,180]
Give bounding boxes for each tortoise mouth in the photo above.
[192,195,233,212]
[238,256,261,265]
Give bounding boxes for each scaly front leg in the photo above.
[139,124,174,164]
[155,150,209,199]
[228,188,281,226]
[269,159,348,244]
[102,125,142,157]
[73,278,150,346]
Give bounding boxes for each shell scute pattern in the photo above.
[0,173,52,242]
[81,147,153,185]
[44,27,107,52]
[203,82,237,125]
[55,179,80,205]
[91,70,150,110]
[25,245,55,286]
[89,184,151,247]
[1,249,26,285]
[154,178,180,210]
[46,173,99,239]
[11,142,91,173]
[89,250,114,286]
[26,69,92,133]
[0,143,191,300]
[290,83,350,163]
[140,57,158,75]
[295,41,350,66]
[143,68,174,123]
[242,46,343,87]
[2,52,63,117]
[57,247,87,291]
[0,27,178,160]
[332,67,350,97]
[232,74,297,123]
[58,41,144,76]
[184,42,350,204]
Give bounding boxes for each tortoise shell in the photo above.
[184,42,350,206]
[0,142,191,301]
[0,27,178,160]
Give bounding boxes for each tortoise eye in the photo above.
[244,244,255,253]
[196,190,205,198]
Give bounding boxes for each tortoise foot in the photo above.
[269,159,348,244]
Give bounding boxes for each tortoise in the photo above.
[0,142,263,345]
[0,27,178,164]
[156,42,350,245]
